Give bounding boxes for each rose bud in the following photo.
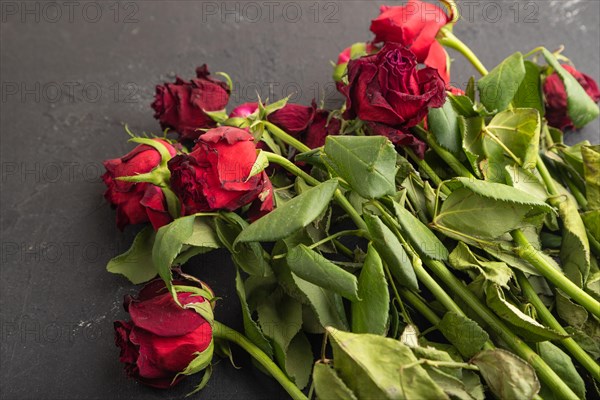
[102,139,176,230]
[267,103,316,136]
[229,102,315,137]
[304,109,341,149]
[370,0,451,82]
[229,102,259,119]
[152,65,230,141]
[543,64,600,130]
[114,278,214,389]
[341,43,445,155]
[168,126,273,215]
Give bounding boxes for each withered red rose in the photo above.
[304,109,341,149]
[543,64,600,130]
[114,279,213,389]
[168,126,273,215]
[370,0,450,82]
[152,65,230,141]
[102,139,176,230]
[341,43,445,155]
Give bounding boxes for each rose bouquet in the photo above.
[103,1,600,399]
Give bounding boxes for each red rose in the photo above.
[336,42,379,66]
[152,65,230,141]
[341,43,445,155]
[114,279,213,389]
[304,109,341,149]
[543,64,600,130]
[102,139,176,230]
[229,102,316,137]
[370,1,450,82]
[168,126,273,215]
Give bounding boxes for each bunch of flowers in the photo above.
[103,1,600,399]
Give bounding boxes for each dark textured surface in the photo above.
[1,1,599,399]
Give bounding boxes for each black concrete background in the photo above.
[1,1,598,399]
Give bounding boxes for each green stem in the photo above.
[559,170,588,210]
[398,288,441,325]
[412,126,476,179]
[332,239,354,258]
[515,271,600,381]
[265,152,368,231]
[438,29,489,76]
[536,154,560,196]
[307,230,363,251]
[212,321,307,400]
[511,230,600,319]
[263,121,311,153]
[384,262,413,325]
[424,259,579,400]
[405,148,445,191]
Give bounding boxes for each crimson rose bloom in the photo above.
[341,43,445,156]
[114,279,213,388]
[370,1,450,82]
[168,126,273,215]
[102,139,176,230]
[543,64,600,130]
[152,65,230,141]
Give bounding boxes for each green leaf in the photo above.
[246,150,269,180]
[556,184,590,286]
[272,239,349,331]
[153,215,197,296]
[313,363,357,400]
[184,217,221,248]
[424,368,474,400]
[326,327,448,399]
[483,108,541,169]
[582,210,600,243]
[323,136,396,199]
[448,94,479,118]
[235,179,338,244]
[460,116,485,178]
[477,52,526,112]
[582,145,600,209]
[364,214,419,290]
[513,61,544,114]
[351,244,389,335]
[234,270,273,358]
[437,312,489,358]
[556,290,588,329]
[286,245,359,301]
[447,177,553,212]
[449,242,512,287]
[174,340,214,379]
[434,188,540,240]
[215,213,271,276]
[537,341,586,400]
[541,48,600,128]
[283,331,313,389]
[471,349,540,400]
[393,202,449,261]
[257,290,303,367]
[428,99,461,154]
[107,226,157,284]
[485,284,567,341]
